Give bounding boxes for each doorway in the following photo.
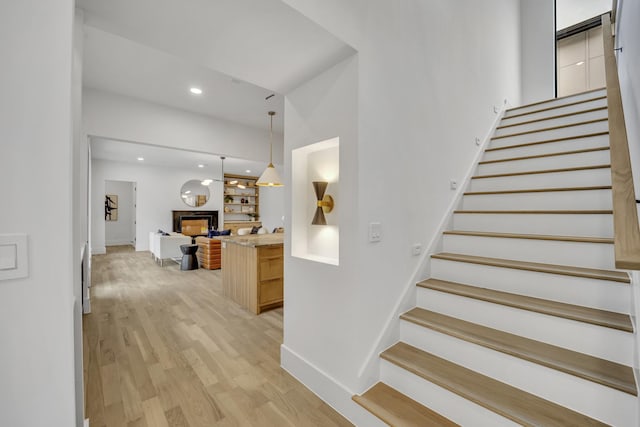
[104,180,136,249]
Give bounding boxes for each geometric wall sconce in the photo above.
[311,181,334,225]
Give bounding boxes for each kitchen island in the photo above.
[221,233,284,314]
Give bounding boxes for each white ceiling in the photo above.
[91,137,271,178]
[556,0,611,30]
[83,25,286,133]
[78,0,355,95]
[78,0,354,167]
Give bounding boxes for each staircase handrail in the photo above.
[601,12,640,270]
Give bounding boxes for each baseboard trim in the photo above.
[92,246,106,255]
[280,344,387,427]
[105,241,135,246]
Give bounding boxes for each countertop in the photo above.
[220,233,284,248]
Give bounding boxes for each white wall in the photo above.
[616,0,640,392]
[557,0,611,29]
[72,9,88,425]
[258,187,285,232]
[105,180,135,246]
[92,159,285,252]
[0,1,77,426]
[92,159,222,253]
[83,88,284,165]
[281,1,522,422]
[283,55,360,413]
[521,0,556,103]
[616,0,640,202]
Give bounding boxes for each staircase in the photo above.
[353,88,639,426]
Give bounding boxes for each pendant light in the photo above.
[256,111,283,187]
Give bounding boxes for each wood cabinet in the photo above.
[221,234,284,314]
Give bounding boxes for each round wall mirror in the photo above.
[180,179,211,207]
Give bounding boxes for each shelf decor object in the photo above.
[256,111,283,187]
[311,181,334,225]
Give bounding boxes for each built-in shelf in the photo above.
[223,174,260,228]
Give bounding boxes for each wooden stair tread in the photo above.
[491,118,607,140]
[472,164,610,179]
[443,230,613,244]
[479,146,610,165]
[497,106,608,130]
[417,278,632,332]
[485,131,609,152]
[454,210,612,214]
[464,185,612,195]
[382,342,609,426]
[506,88,605,113]
[352,382,459,427]
[431,252,630,283]
[504,95,607,120]
[401,309,637,395]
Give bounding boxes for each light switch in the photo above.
[369,222,382,242]
[0,244,17,270]
[0,234,28,281]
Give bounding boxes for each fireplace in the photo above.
[180,217,209,236]
[172,210,218,235]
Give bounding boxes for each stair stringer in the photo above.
[354,103,508,391]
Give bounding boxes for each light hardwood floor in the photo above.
[84,246,352,427]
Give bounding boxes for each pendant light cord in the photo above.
[268,111,276,166]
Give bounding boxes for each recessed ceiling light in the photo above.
[245,169,251,173]
[190,87,203,95]
[198,164,205,168]
[137,157,144,161]
[575,61,585,66]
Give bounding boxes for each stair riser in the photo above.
[415,288,634,365]
[398,322,636,426]
[442,234,615,270]
[489,120,609,149]
[495,109,608,137]
[504,90,607,117]
[469,168,611,191]
[476,149,610,175]
[430,258,630,313]
[461,190,612,210]
[379,360,519,427]
[501,97,607,124]
[452,213,613,237]
[482,134,609,162]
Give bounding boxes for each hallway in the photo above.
[83,247,351,426]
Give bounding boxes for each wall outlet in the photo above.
[412,244,422,256]
[369,222,382,242]
[450,180,457,190]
